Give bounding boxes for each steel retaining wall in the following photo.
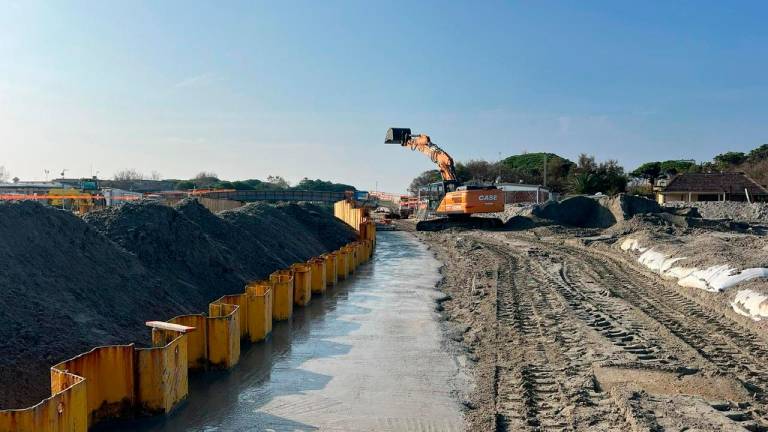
[0,205,374,431]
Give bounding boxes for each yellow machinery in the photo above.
[385,128,504,230]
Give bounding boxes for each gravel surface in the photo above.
[1,199,356,409]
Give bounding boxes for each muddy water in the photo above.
[109,231,464,432]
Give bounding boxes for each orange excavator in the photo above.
[385,128,504,231]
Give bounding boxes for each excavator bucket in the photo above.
[385,128,411,144]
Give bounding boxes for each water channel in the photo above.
[107,231,464,431]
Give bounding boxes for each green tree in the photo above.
[714,151,747,168]
[408,170,441,194]
[747,144,768,162]
[630,161,662,184]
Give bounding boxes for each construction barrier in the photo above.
[270,270,294,321]
[0,234,375,431]
[53,345,136,427]
[323,252,338,287]
[308,257,327,294]
[0,370,87,432]
[136,331,188,415]
[291,263,312,306]
[206,303,240,368]
[336,247,349,280]
[244,282,273,342]
[166,314,207,369]
[333,200,366,232]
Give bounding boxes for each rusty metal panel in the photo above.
[269,270,294,321]
[52,345,135,427]
[213,294,249,339]
[165,314,207,370]
[291,263,312,306]
[245,281,273,342]
[323,253,338,287]
[308,257,326,294]
[336,248,349,280]
[135,334,188,415]
[206,303,240,368]
[0,370,87,432]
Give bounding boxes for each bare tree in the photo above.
[149,171,162,181]
[266,175,290,188]
[113,169,143,181]
[194,171,218,180]
[0,166,10,182]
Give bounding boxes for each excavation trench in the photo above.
[100,231,464,432]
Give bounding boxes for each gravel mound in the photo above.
[1,199,356,408]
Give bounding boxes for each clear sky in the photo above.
[1,1,767,193]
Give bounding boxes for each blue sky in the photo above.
[1,1,767,192]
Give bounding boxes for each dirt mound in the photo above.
[601,194,662,221]
[531,194,664,229]
[2,199,356,409]
[532,196,617,228]
[0,201,183,408]
[84,200,244,311]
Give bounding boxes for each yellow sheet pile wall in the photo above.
[54,345,136,427]
[323,253,338,287]
[166,314,207,369]
[308,257,326,294]
[0,231,376,431]
[291,263,312,306]
[207,303,241,368]
[0,370,86,432]
[270,270,295,320]
[136,333,188,415]
[336,248,349,280]
[245,282,273,342]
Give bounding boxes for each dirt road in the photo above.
[418,228,768,431]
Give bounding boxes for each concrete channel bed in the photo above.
[101,231,464,432]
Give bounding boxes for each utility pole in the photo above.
[543,154,548,188]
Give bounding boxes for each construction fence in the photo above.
[0,200,375,432]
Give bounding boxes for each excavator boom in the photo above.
[385,128,457,183]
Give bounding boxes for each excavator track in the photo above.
[415,216,503,231]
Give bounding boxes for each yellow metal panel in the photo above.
[52,345,135,427]
[136,334,188,414]
[166,314,207,370]
[245,282,273,342]
[213,294,249,339]
[322,253,338,287]
[206,303,241,368]
[291,263,312,306]
[269,270,294,321]
[0,371,87,432]
[308,257,326,294]
[336,248,348,280]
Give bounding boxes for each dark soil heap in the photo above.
[0,199,356,408]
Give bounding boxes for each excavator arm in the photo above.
[385,128,457,182]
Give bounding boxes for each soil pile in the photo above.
[0,201,182,408]
[532,196,617,228]
[1,199,356,409]
[530,194,664,229]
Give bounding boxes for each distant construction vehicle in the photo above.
[385,128,504,231]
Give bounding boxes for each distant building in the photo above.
[496,183,552,204]
[656,172,768,204]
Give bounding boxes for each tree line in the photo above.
[408,143,768,196]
